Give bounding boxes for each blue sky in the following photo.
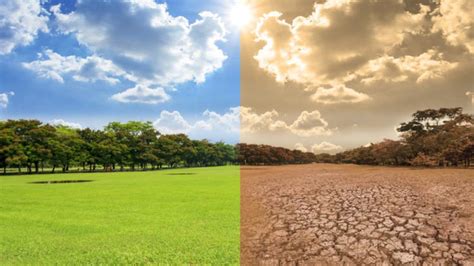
[0,0,240,143]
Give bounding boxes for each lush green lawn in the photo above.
[0,166,239,264]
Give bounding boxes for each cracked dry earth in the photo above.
[241,164,474,265]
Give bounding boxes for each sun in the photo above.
[229,1,253,28]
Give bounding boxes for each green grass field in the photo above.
[0,166,239,264]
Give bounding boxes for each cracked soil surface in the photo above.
[241,164,474,265]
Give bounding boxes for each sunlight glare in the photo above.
[230,1,253,28]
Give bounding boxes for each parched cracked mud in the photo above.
[241,164,474,265]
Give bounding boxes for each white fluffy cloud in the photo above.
[153,110,192,134]
[253,0,463,103]
[0,0,48,54]
[311,141,342,153]
[50,0,227,88]
[241,107,332,137]
[0,91,14,108]
[293,141,343,154]
[153,107,239,140]
[50,119,82,129]
[432,0,474,53]
[350,50,458,85]
[310,85,370,104]
[21,1,228,104]
[111,85,170,104]
[240,107,282,133]
[23,49,125,84]
[254,0,427,84]
[288,110,332,137]
[198,107,240,133]
[294,143,307,152]
[467,92,474,105]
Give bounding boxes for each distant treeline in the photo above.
[328,107,473,167]
[237,143,317,165]
[1,108,472,174]
[0,120,237,174]
[237,107,473,168]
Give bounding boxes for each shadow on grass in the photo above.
[29,180,94,184]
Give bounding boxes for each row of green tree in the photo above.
[321,107,473,167]
[0,120,237,174]
[1,108,471,173]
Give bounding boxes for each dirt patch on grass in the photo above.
[241,164,474,265]
[29,180,94,184]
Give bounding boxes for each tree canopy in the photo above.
[237,143,316,165]
[0,120,237,174]
[1,107,471,173]
[331,107,473,167]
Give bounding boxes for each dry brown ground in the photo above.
[241,164,474,265]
